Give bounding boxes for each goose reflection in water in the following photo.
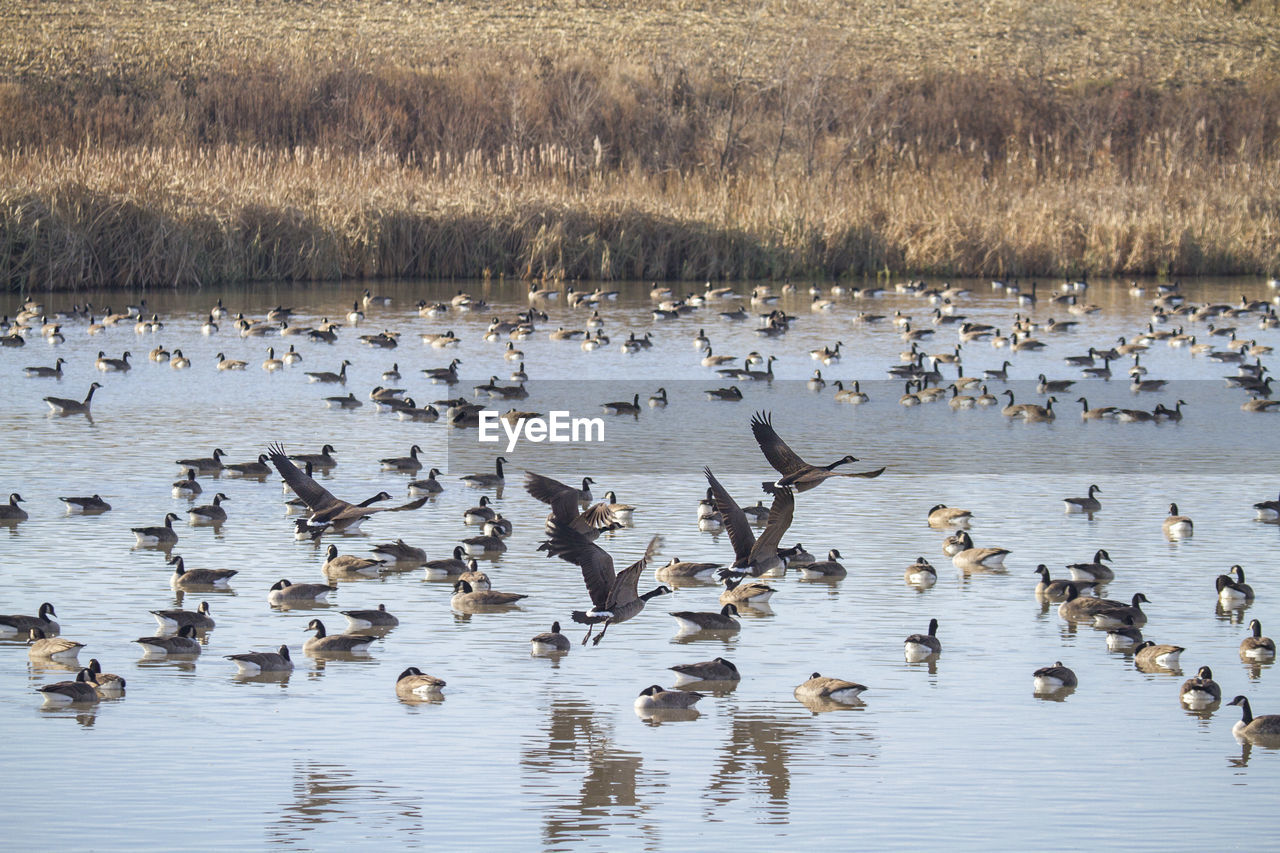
[267,762,424,846]
[521,698,656,849]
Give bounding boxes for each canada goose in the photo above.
[632,685,704,713]
[0,601,59,635]
[369,539,426,564]
[169,349,191,369]
[463,495,497,525]
[654,558,720,582]
[1215,565,1255,604]
[1134,641,1184,671]
[95,350,131,372]
[669,657,740,685]
[175,448,226,475]
[362,287,391,307]
[1034,565,1096,599]
[215,352,247,371]
[904,618,942,660]
[927,504,972,527]
[54,494,110,516]
[1020,396,1057,422]
[644,387,669,409]
[450,579,527,609]
[1083,592,1149,630]
[262,346,284,371]
[1227,696,1280,738]
[305,359,352,383]
[1163,503,1194,538]
[530,621,572,653]
[456,558,491,592]
[461,532,508,556]
[904,557,938,586]
[226,645,294,673]
[423,546,469,579]
[702,469,793,578]
[951,531,1010,570]
[24,357,66,378]
[800,549,847,578]
[44,381,101,415]
[169,555,237,589]
[223,454,271,479]
[422,358,462,383]
[1065,549,1114,582]
[602,393,641,415]
[379,445,424,473]
[1063,484,1102,513]
[37,669,100,704]
[1000,390,1028,418]
[701,346,736,368]
[1240,619,1276,660]
[1037,374,1075,393]
[323,544,386,577]
[136,624,202,657]
[28,627,84,661]
[1153,400,1186,421]
[831,380,869,403]
[750,411,884,491]
[132,512,180,546]
[408,468,444,496]
[268,578,336,605]
[540,527,667,644]
[705,386,743,401]
[1130,377,1169,393]
[268,444,426,528]
[303,619,375,654]
[335,604,398,632]
[984,360,1013,381]
[460,457,507,488]
[150,601,214,632]
[1058,584,1136,622]
[0,492,28,521]
[718,572,775,606]
[1242,397,1280,412]
[1105,616,1144,650]
[395,667,446,700]
[324,392,362,409]
[188,493,229,524]
[1180,666,1222,708]
[170,469,202,499]
[795,672,867,704]
[670,603,740,632]
[1033,662,1077,692]
[1076,397,1116,420]
[523,472,621,537]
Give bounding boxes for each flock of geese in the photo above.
[3,276,1280,738]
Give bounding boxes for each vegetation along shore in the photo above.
[2,0,1279,290]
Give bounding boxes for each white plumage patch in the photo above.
[828,686,866,703]
[904,642,935,662]
[1034,676,1066,692]
[1106,633,1137,651]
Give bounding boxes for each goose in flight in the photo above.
[750,411,884,492]
[539,525,668,645]
[267,443,426,530]
[703,467,794,577]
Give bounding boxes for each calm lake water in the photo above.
[1,276,1278,850]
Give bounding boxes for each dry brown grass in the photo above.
[2,1,1279,288]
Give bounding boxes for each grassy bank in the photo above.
[2,1,1279,288]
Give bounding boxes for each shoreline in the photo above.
[2,1,1279,289]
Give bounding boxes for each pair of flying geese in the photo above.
[535,411,883,645]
